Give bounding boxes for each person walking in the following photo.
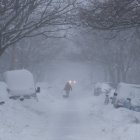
[63,82,72,97]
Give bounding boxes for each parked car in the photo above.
[114,98,132,109]
[94,82,114,96]
[4,69,40,101]
[114,83,140,111]
[130,99,140,112]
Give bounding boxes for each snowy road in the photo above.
[47,94,95,140]
[45,91,140,140]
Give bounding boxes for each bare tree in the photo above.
[0,0,77,56]
[77,0,140,84]
[74,29,139,84]
[79,0,140,30]
[13,37,64,68]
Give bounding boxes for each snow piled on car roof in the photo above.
[3,69,36,96]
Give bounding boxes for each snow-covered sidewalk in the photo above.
[46,96,93,140]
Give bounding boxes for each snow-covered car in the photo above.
[131,106,140,112]
[94,82,114,96]
[3,69,40,100]
[114,98,126,108]
[129,99,140,112]
[114,83,140,110]
[114,98,132,109]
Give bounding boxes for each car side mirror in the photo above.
[36,87,40,93]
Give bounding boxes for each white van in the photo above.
[4,69,40,100]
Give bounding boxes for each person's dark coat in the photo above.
[64,82,72,92]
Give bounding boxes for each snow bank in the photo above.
[0,81,60,140]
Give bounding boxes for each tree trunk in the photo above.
[10,46,16,70]
[116,67,121,84]
[0,47,7,57]
[121,70,127,82]
[103,68,108,81]
[108,67,116,83]
[0,35,7,57]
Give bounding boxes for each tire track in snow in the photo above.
[46,91,113,140]
[47,96,91,140]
